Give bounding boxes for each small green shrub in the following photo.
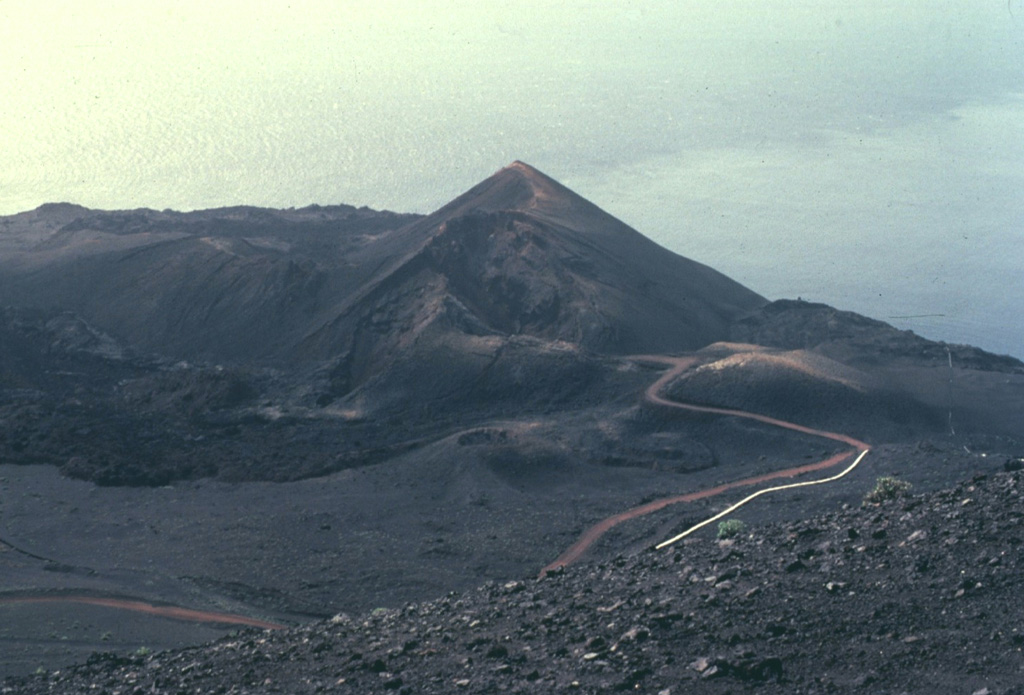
[863,476,912,505]
[717,519,746,539]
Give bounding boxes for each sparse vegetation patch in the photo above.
[863,476,912,505]
[717,518,746,539]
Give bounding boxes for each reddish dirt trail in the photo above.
[0,595,286,630]
[638,355,870,450]
[541,355,870,575]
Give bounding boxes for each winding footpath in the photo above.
[0,594,286,630]
[0,537,286,630]
[541,355,871,575]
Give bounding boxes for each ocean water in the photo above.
[2,2,1021,358]
[567,96,1024,359]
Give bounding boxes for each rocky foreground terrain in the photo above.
[8,465,1024,695]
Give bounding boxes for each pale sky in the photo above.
[2,1,1022,356]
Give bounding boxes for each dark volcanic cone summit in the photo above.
[411,161,616,231]
[426,161,768,353]
[302,161,767,363]
[403,160,695,249]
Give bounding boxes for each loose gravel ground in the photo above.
[9,467,1024,694]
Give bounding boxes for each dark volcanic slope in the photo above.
[295,161,767,396]
[0,163,765,369]
[0,203,420,363]
[422,162,768,353]
[11,468,1024,695]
